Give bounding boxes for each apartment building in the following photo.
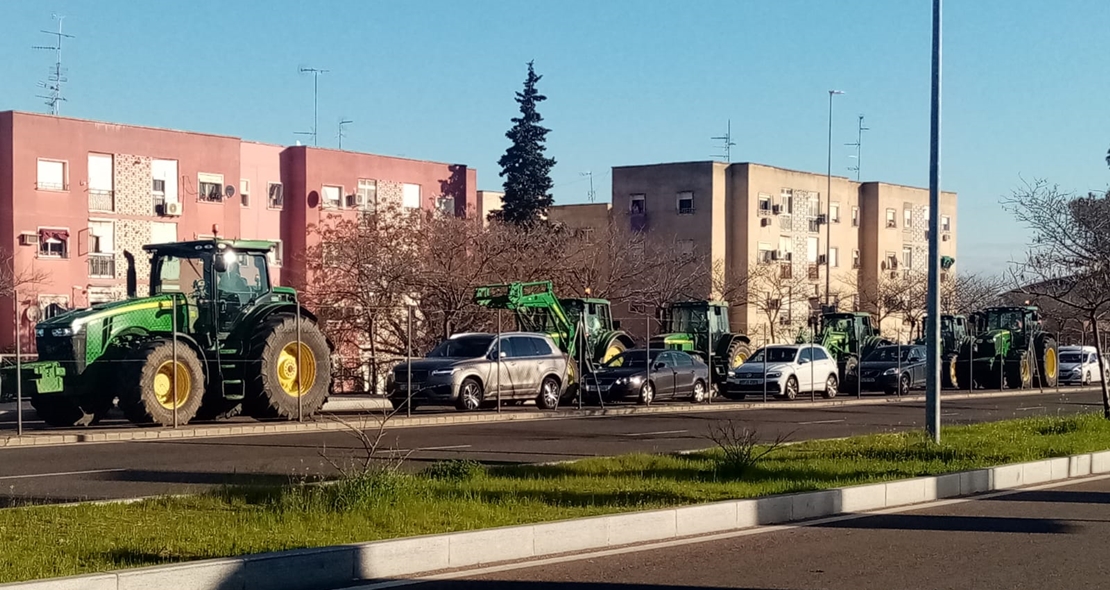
[601,161,957,339]
[0,111,477,350]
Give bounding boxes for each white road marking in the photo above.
[796,419,846,425]
[1017,406,1046,411]
[411,444,472,452]
[619,430,688,437]
[942,412,959,416]
[0,467,127,481]
[342,473,1110,589]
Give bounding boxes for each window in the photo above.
[829,247,839,268]
[676,191,694,214]
[942,215,951,232]
[812,347,830,361]
[886,208,897,229]
[357,179,377,212]
[268,240,283,267]
[903,207,912,230]
[152,179,167,211]
[87,221,114,254]
[402,183,421,209]
[851,206,859,227]
[758,242,774,264]
[798,347,814,363]
[885,251,899,270]
[530,337,553,356]
[577,228,595,243]
[675,353,694,367]
[630,194,646,214]
[806,236,819,263]
[88,154,114,211]
[830,203,840,223]
[152,159,179,204]
[903,246,913,270]
[758,194,772,215]
[240,179,250,207]
[198,173,224,202]
[678,239,695,256]
[499,337,524,359]
[852,249,860,269]
[322,185,342,209]
[780,189,794,214]
[268,183,284,209]
[778,235,792,260]
[36,159,67,191]
[38,228,69,258]
[150,222,177,245]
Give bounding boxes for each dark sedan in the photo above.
[581,349,711,405]
[858,345,927,395]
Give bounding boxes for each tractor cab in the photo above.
[657,301,729,356]
[816,312,876,352]
[560,298,624,362]
[979,306,1040,350]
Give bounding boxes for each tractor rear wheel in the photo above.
[1004,351,1033,389]
[1034,335,1059,388]
[119,340,206,426]
[243,315,331,420]
[725,339,752,373]
[599,337,628,366]
[31,394,108,427]
[941,355,959,389]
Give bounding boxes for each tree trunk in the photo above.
[1092,312,1110,420]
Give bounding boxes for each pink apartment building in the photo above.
[0,111,477,351]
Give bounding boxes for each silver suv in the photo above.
[388,332,569,411]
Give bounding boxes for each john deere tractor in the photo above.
[917,314,974,388]
[4,239,332,427]
[473,281,636,378]
[806,311,891,386]
[650,300,751,390]
[962,305,1058,390]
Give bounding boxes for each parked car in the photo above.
[1059,346,1104,386]
[724,344,839,400]
[582,349,711,405]
[388,332,569,411]
[857,344,927,395]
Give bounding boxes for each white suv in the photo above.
[725,344,840,400]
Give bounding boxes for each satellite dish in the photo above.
[25,306,41,323]
[224,185,236,199]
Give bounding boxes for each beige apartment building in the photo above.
[589,161,958,341]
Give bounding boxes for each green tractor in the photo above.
[961,305,1058,390]
[4,239,332,427]
[917,314,974,388]
[650,300,752,390]
[473,281,636,377]
[805,311,891,386]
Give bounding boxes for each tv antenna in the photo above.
[297,66,329,146]
[711,119,736,162]
[580,171,596,202]
[845,114,869,181]
[33,14,74,115]
[337,118,353,150]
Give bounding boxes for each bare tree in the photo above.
[1003,180,1110,417]
[746,259,814,343]
[0,252,48,300]
[940,272,1005,316]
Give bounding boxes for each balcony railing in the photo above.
[88,189,115,212]
[88,254,115,279]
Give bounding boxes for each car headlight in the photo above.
[430,368,457,376]
[884,368,899,375]
[766,371,782,379]
[629,375,644,385]
[51,327,73,338]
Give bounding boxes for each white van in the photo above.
[1059,346,1104,386]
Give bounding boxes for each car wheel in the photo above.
[822,374,838,399]
[898,372,911,396]
[691,380,709,403]
[782,376,798,400]
[1084,372,1091,386]
[455,378,483,411]
[536,376,561,410]
[638,381,655,406]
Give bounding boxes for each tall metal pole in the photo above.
[313,73,318,147]
[172,294,178,429]
[925,0,944,443]
[825,90,843,307]
[406,307,413,418]
[15,306,23,437]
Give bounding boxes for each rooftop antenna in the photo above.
[337,118,353,150]
[845,114,869,181]
[297,66,329,146]
[580,171,596,202]
[33,14,74,115]
[711,119,736,162]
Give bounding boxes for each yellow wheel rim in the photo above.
[1045,348,1057,378]
[730,350,748,370]
[153,360,191,410]
[278,342,316,397]
[602,344,625,366]
[1021,358,1031,383]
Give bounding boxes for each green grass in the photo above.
[4,413,1110,583]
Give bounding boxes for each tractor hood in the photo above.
[649,333,694,347]
[34,296,172,335]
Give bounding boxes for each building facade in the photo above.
[0,111,477,351]
[602,161,958,340]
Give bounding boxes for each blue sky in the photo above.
[2,0,1108,274]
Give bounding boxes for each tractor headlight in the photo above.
[51,327,73,338]
[883,368,899,376]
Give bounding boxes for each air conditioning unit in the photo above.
[346,193,366,208]
[783,252,793,262]
[889,271,899,279]
[816,214,827,224]
[18,232,39,246]
[162,201,183,216]
[942,233,951,241]
[772,205,782,215]
[760,217,772,227]
[769,250,780,261]
[817,254,828,265]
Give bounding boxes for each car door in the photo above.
[504,337,540,399]
[671,352,697,397]
[810,346,835,388]
[652,352,677,396]
[490,337,520,399]
[795,346,815,392]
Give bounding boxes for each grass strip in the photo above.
[2,413,1110,583]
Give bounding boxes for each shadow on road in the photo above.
[989,490,1110,505]
[408,583,778,590]
[815,513,1079,534]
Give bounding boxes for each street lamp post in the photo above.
[826,90,844,308]
[925,0,943,443]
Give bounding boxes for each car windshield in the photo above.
[427,335,494,358]
[1059,353,1082,364]
[865,347,919,362]
[746,347,798,364]
[604,350,659,368]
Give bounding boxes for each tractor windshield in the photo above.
[216,252,270,305]
[153,253,208,305]
[985,310,1025,332]
[667,306,705,334]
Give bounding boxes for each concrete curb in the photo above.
[0,386,1096,449]
[4,448,1110,590]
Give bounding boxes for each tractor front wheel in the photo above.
[725,339,752,373]
[119,340,206,426]
[941,355,959,389]
[243,315,332,420]
[1035,335,1059,388]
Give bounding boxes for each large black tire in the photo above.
[455,377,483,411]
[1034,335,1059,388]
[243,315,332,420]
[724,339,752,373]
[781,376,799,400]
[119,340,206,426]
[536,376,562,410]
[31,394,108,427]
[941,355,959,389]
[956,358,974,389]
[975,360,1003,390]
[822,374,839,399]
[1004,351,1033,390]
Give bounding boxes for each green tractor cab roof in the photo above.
[142,239,276,256]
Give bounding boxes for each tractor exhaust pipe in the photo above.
[124,251,138,299]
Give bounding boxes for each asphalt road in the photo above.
[402,475,1110,590]
[0,389,1102,505]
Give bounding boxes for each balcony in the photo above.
[88,254,115,279]
[88,189,115,212]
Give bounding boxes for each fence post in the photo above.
[296,302,303,423]
[15,307,23,437]
[968,335,974,394]
[496,309,502,413]
[406,306,413,418]
[172,294,178,429]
